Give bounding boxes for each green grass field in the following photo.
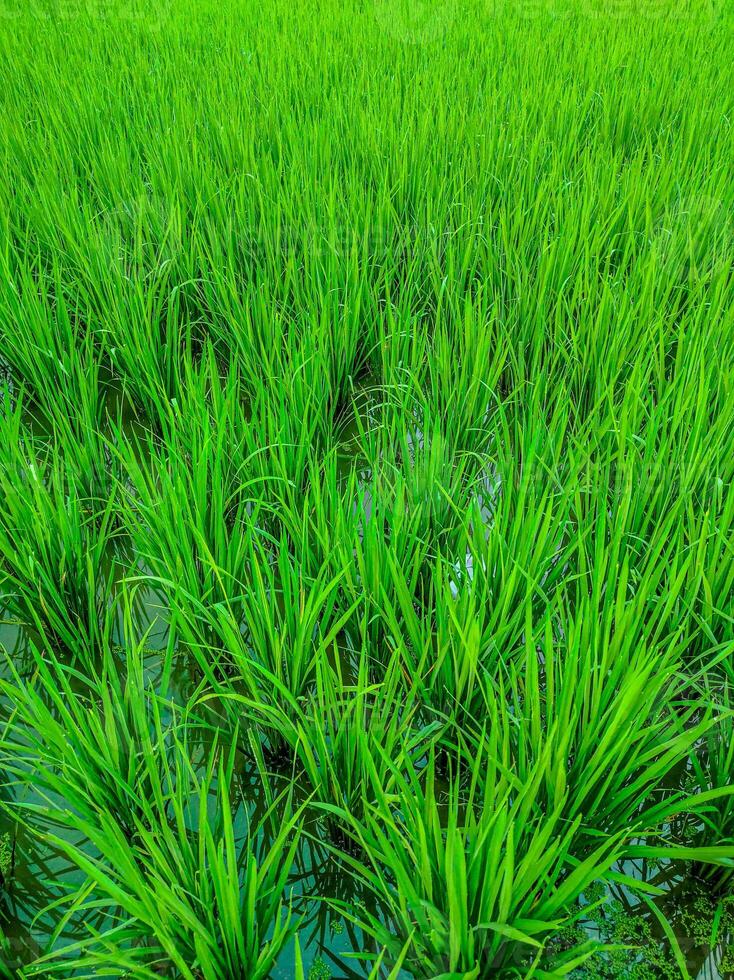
[0,0,733,976]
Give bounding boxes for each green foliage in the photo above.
[333,737,630,976]
[0,0,733,974]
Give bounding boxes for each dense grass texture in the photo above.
[1,0,733,976]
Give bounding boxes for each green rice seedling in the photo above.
[124,398,359,702]
[119,348,347,648]
[236,541,356,705]
[373,410,580,723]
[0,254,100,426]
[280,451,363,584]
[118,350,265,619]
[497,579,734,851]
[673,683,734,893]
[241,644,442,839]
[376,543,494,732]
[326,406,486,663]
[175,534,358,730]
[569,370,734,664]
[385,288,507,464]
[241,356,341,519]
[348,463,445,658]
[339,738,624,978]
[0,402,118,660]
[197,178,378,416]
[1,630,302,978]
[0,253,116,503]
[0,614,175,842]
[97,236,203,424]
[20,745,302,979]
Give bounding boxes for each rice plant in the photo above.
[673,683,734,893]
[337,739,625,978]
[0,399,119,661]
[1,626,303,978]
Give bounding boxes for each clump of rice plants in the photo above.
[1,0,733,974]
[0,399,119,662]
[244,646,442,839]
[336,739,625,977]
[1,626,303,978]
[672,683,734,893]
